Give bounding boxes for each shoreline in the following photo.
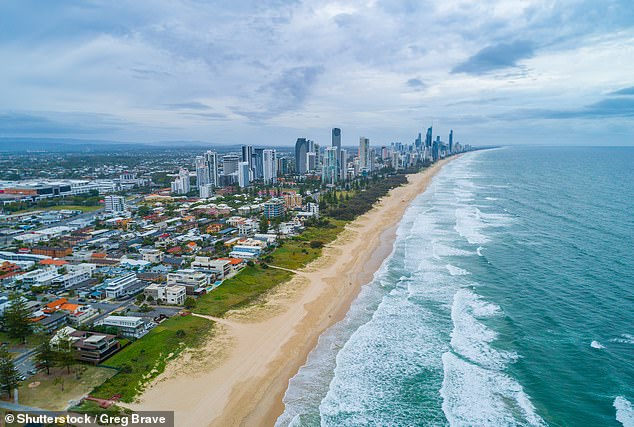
[129,157,455,426]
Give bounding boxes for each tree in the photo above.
[4,292,33,344]
[184,297,196,310]
[34,339,56,375]
[55,336,76,374]
[136,294,146,305]
[53,376,65,392]
[146,295,154,303]
[259,215,269,233]
[0,348,21,398]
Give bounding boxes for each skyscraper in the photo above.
[222,155,240,175]
[253,148,265,180]
[171,168,191,194]
[359,137,370,172]
[262,149,277,184]
[449,130,454,154]
[295,138,310,175]
[196,151,219,192]
[241,145,253,170]
[238,162,250,188]
[332,128,341,150]
[339,149,347,181]
[322,147,338,185]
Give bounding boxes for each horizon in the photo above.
[1,1,633,147]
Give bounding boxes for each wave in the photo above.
[610,334,634,345]
[590,340,605,349]
[455,207,489,244]
[615,396,634,427]
[446,264,470,276]
[441,288,544,426]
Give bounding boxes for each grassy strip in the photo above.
[193,265,293,317]
[89,314,212,403]
[268,219,347,270]
[18,366,116,410]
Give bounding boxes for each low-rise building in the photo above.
[191,257,230,279]
[141,249,164,264]
[103,273,141,299]
[97,315,148,339]
[167,269,209,295]
[143,283,186,305]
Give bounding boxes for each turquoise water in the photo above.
[276,147,634,427]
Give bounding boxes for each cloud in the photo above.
[406,78,425,90]
[0,111,129,135]
[233,65,324,121]
[452,40,535,75]
[494,97,634,121]
[609,86,634,96]
[165,102,211,110]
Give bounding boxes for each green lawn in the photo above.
[18,366,116,410]
[193,219,347,317]
[269,219,347,270]
[193,265,293,317]
[90,315,212,402]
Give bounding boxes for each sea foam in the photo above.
[615,396,634,427]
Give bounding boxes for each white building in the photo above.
[359,137,370,172]
[263,149,277,184]
[199,183,214,199]
[238,161,250,188]
[105,195,127,213]
[141,249,164,264]
[143,283,186,305]
[97,316,148,339]
[167,269,209,294]
[104,273,140,299]
[171,168,191,194]
[191,257,231,279]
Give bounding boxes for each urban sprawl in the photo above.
[0,127,470,412]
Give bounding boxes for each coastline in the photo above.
[129,157,455,426]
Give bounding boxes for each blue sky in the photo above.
[0,0,633,146]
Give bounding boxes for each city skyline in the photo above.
[1,1,633,147]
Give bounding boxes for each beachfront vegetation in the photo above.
[327,174,409,221]
[193,265,293,317]
[268,219,347,270]
[90,315,212,402]
[18,366,116,410]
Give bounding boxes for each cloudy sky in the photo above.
[1,0,633,147]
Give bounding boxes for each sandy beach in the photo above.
[129,157,454,426]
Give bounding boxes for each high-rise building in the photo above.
[195,151,219,192]
[171,168,191,194]
[306,152,317,172]
[105,195,127,213]
[241,145,253,166]
[295,138,310,175]
[449,130,454,154]
[332,128,341,150]
[253,148,264,180]
[322,147,338,185]
[359,137,370,172]
[263,149,277,184]
[339,149,347,181]
[222,155,240,176]
[199,184,214,199]
[238,162,250,188]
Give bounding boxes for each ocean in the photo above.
[275,146,634,427]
